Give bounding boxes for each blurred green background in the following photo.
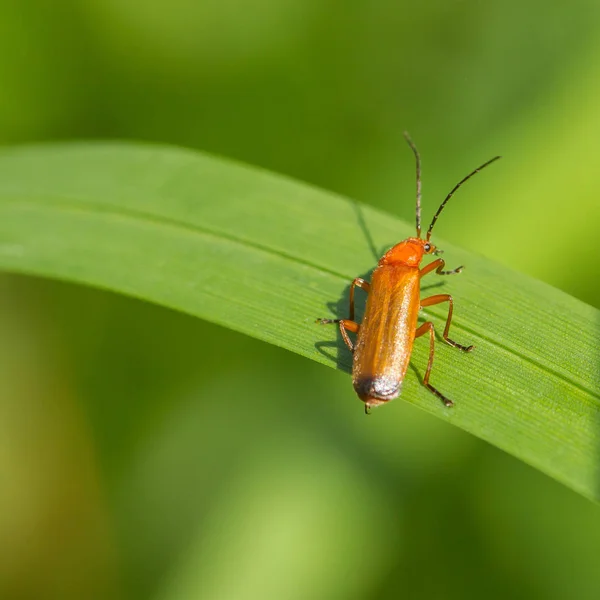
[1,1,600,599]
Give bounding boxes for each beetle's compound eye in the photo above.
[424,243,432,253]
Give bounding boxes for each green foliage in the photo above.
[1,141,598,501]
[3,1,600,598]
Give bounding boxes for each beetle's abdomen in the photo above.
[354,375,401,401]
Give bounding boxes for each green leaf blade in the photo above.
[0,142,598,500]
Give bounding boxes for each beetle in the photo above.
[318,133,500,413]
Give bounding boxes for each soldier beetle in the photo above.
[319,133,500,413]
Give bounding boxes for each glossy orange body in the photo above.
[353,239,424,409]
[318,132,499,412]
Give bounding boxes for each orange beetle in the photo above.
[319,133,499,413]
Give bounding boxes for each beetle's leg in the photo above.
[317,278,369,352]
[339,320,359,352]
[318,277,370,323]
[420,257,463,277]
[347,277,370,321]
[420,294,474,352]
[420,257,445,277]
[414,321,454,407]
[317,318,359,351]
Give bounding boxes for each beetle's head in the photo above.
[379,237,436,267]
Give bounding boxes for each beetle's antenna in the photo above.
[426,155,501,241]
[403,131,422,238]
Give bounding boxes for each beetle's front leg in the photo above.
[420,257,463,277]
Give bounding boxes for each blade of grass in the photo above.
[0,142,598,500]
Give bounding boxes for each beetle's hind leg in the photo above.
[414,321,454,407]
